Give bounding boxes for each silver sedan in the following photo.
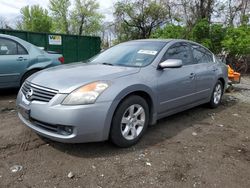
[17,39,228,147]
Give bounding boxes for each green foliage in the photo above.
[192,19,226,53]
[151,25,187,39]
[49,0,71,34]
[17,0,103,36]
[222,26,250,55]
[209,24,226,54]
[70,0,104,36]
[18,5,52,32]
[191,19,210,44]
[151,19,228,54]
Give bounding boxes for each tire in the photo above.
[20,70,39,86]
[209,80,223,108]
[110,95,149,147]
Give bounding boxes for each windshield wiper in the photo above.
[101,62,114,66]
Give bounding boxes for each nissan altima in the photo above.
[17,39,228,147]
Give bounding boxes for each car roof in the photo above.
[0,33,35,48]
[0,33,22,40]
[129,39,213,54]
[131,39,173,43]
[130,38,201,45]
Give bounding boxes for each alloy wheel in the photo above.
[213,84,222,104]
[120,104,146,140]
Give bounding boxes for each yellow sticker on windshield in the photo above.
[138,50,158,55]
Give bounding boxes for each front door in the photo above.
[157,42,197,114]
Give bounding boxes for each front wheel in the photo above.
[209,80,223,108]
[110,95,149,147]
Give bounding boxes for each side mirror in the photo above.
[159,59,183,69]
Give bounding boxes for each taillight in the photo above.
[58,57,65,64]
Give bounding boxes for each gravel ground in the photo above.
[0,77,250,188]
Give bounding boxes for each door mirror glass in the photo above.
[159,59,183,69]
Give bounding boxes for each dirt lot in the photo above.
[1,77,250,188]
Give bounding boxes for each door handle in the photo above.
[212,66,218,71]
[17,57,24,61]
[17,57,27,61]
[189,73,196,79]
[213,68,218,72]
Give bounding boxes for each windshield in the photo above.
[90,41,167,67]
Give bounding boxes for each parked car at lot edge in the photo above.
[0,34,64,89]
[17,39,228,147]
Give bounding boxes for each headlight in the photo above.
[62,81,110,105]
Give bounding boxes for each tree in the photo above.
[70,0,103,36]
[152,19,226,54]
[220,0,250,26]
[114,0,170,41]
[17,5,52,32]
[49,0,71,34]
[222,25,250,55]
[191,19,211,48]
[151,24,187,39]
[168,0,216,28]
[0,16,7,29]
[209,24,226,54]
[101,22,116,48]
[239,0,250,25]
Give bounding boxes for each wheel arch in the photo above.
[20,68,41,86]
[117,90,155,123]
[218,77,226,92]
[102,85,157,141]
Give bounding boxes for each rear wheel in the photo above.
[110,95,149,147]
[209,80,223,108]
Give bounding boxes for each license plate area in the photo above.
[18,105,30,120]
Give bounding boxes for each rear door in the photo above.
[191,44,217,100]
[0,37,29,87]
[157,42,197,114]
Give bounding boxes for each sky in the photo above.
[0,0,117,26]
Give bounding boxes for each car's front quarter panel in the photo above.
[95,67,158,138]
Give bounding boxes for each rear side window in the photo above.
[17,44,28,55]
[163,42,193,65]
[0,38,28,55]
[192,45,213,64]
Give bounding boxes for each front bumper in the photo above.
[16,91,114,143]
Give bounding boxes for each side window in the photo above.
[192,45,214,64]
[17,44,28,55]
[206,51,214,63]
[163,43,192,65]
[0,38,18,55]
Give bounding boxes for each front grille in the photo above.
[21,81,58,102]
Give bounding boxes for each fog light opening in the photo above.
[58,126,74,135]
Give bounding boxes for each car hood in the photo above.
[28,63,140,93]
